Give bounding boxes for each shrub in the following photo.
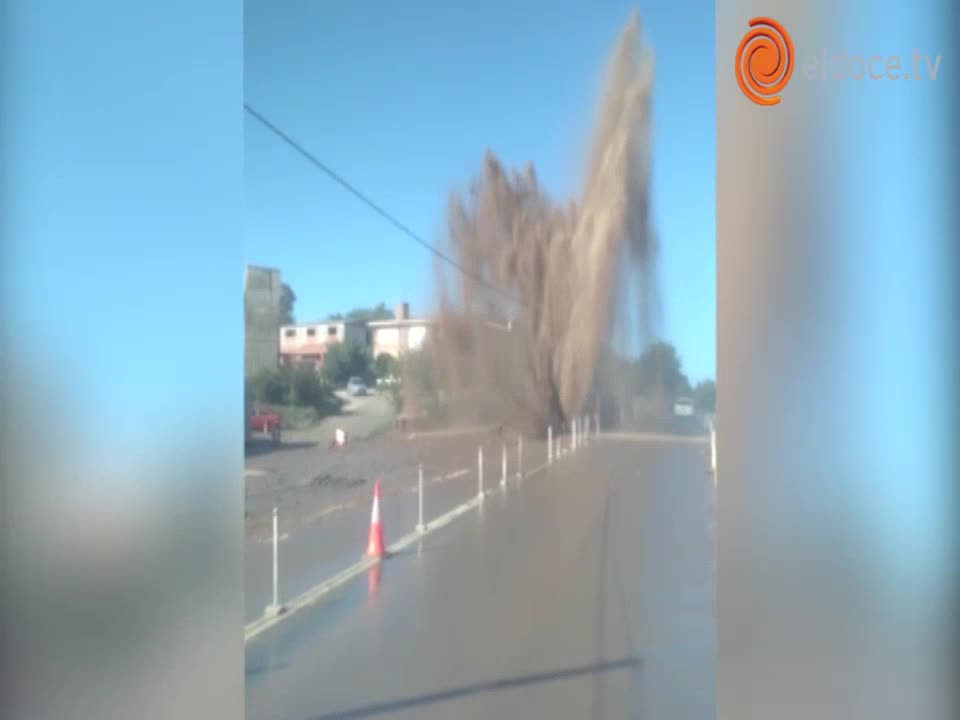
[374,352,398,380]
[292,366,343,414]
[250,365,343,420]
[322,343,374,387]
[250,368,289,405]
[291,366,324,407]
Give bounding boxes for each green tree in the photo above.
[374,352,398,379]
[322,342,373,386]
[693,379,716,413]
[250,367,289,405]
[633,342,690,406]
[326,303,394,323]
[347,302,393,323]
[287,366,341,413]
[279,283,296,325]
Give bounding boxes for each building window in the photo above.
[306,327,316,337]
[284,328,296,338]
[328,326,338,336]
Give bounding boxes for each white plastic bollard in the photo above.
[478,446,484,501]
[595,411,600,436]
[501,444,507,487]
[548,425,553,465]
[710,420,717,481]
[272,507,279,609]
[584,415,590,444]
[417,463,425,531]
[572,418,578,451]
[265,506,282,617]
[517,435,523,479]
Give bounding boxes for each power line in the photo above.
[243,103,519,306]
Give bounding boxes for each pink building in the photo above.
[279,320,367,371]
[278,302,434,370]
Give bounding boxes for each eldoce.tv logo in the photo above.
[802,49,942,81]
[737,17,943,105]
[735,17,794,105]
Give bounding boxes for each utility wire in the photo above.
[244,103,520,306]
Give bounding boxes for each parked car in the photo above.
[347,377,367,396]
[249,408,282,444]
[673,396,694,417]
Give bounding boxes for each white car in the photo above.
[673,397,694,417]
[347,377,367,396]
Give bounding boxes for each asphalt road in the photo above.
[246,438,716,719]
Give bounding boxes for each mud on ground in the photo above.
[244,425,534,541]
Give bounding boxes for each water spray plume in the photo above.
[425,11,658,437]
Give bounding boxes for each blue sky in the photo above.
[245,0,715,382]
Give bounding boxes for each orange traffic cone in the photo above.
[366,480,386,558]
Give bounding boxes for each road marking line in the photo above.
[253,532,289,544]
[429,467,470,485]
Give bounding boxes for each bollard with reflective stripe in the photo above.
[517,435,523,479]
[478,446,484,501]
[265,507,284,617]
[272,507,279,610]
[710,420,717,484]
[417,463,425,531]
[501,444,507,487]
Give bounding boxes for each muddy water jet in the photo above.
[426,12,658,437]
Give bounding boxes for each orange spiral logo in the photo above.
[735,17,794,106]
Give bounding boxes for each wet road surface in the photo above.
[245,432,549,624]
[246,439,715,719]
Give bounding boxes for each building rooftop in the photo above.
[281,343,331,355]
[280,318,368,330]
[366,317,435,328]
[245,263,281,273]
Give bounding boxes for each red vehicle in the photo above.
[249,408,282,444]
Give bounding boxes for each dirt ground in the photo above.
[244,422,531,541]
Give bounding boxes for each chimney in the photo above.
[395,301,409,320]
